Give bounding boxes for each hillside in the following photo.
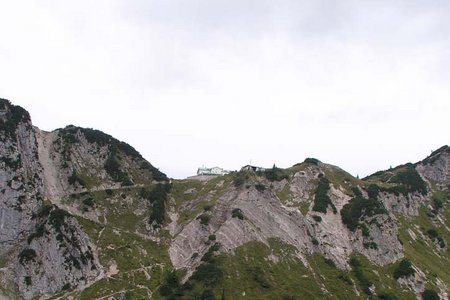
[0,99,449,300]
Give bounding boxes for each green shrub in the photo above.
[263,165,289,182]
[312,215,322,222]
[82,197,94,207]
[393,259,415,279]
[18,248,37,264]
[233,172,249,187]
[148,183,172,228]
[341,186,387,232]
[324,258,336,268]
[312,176,337,214]
[338,273,353,285]
[426,228,446,248]
[422,289,440,300]
[24,276,32,286]
[231,208,244,220]
[104,151,133,186]
[255,183,266,191]
[198,214,211,225]
[159,271,181,297]
[311,238,319,246]
[191,263,223,287]
[389,164,427,195]
[208,235,216,241]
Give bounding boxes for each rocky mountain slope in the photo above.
[0,99,449,300]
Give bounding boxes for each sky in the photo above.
[0,0,449,179]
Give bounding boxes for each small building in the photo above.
[240,165,267,172]
[197,166,231,176]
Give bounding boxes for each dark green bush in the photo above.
[312,215,322,222]
[341,186,387,232]
[422,289,440,300]
[389,164,427,195]
[68,170,86,187]
[197,214,211,225]
[231,208,244,220]
[393,259,415,279]
[18,248,37,264]
[159,271,181,297]
[338,273,353,285]
[191,263,223,287]
[233,172,249,187]
[104,151,133,186]
[148,183,172,228]
[312,176,337,214]
[24,276,32,286]
[324,258,336,268]
[82,197,94,207]
[255,183,266,191]
[263,165,289,182]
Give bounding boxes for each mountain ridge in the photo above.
[0,98,449,299]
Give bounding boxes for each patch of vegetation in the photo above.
[104,150,133,186]
[248,266,271,288]
[422,289,440,300]
[255,183,266,191]
[68,170,86,187]
[378,292,399,300]
[349,257,372,295]
[262,165,289,182]
[425,228,446,248]
[341,185,387,232]
[197,213,211,225]
[233,172,249,187]
[142,183,172,228]
[393,259,415,279]
[312,215,322,222]
[18,248,37,264]
[24,276,32,286]
[231,208,244,220]
[387,164,427,196]
[159,271,183,298]
[312,175,337,214]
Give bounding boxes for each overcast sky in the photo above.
[1,1,449,179]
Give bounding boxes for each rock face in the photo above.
[0,100,101,299]
[169,171,403,273]
[0,99,449,299]
[416,146,450,185]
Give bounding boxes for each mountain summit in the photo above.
[0,99,449,299]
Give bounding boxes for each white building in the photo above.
[197,166,231,176]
